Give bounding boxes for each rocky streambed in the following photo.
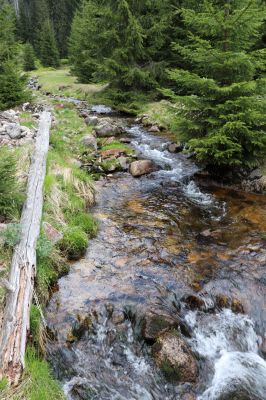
[46,104,266,400]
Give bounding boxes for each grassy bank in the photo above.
[0,95,99,399]
[32,67,105,101]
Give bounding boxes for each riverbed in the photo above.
[46,106,266,400]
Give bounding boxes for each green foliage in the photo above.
[37,233,53,260]
[70,212,98,237]
[69,0,185,91]
[0,1,29,110]
[58,226,88,259]
[0,378,8,391]
[164,0,266,168]
[30,305,42,343]
[0,223,21,248]
[0,147,24,219]
[23,42,36,71]
[18,0,81,58]
[23,346,65,400]
[39,19,60,68]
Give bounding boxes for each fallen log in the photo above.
[0,111,51,385]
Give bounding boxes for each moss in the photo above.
[160,358,180,383]
[100,158,121,172]
[58,226,88,260]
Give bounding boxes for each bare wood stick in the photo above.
[0,111,51,385]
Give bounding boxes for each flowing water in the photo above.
[46,107,266,400]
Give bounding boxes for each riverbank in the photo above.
[31,67,266,195]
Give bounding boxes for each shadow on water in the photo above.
[46,105,266,400]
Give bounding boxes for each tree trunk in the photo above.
[0,111,51,385]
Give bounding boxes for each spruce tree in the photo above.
[39,19,60,67]
[23,42,36,71]
[0,0,28,110]
[164,0,266,168]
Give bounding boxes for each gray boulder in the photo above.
[85,116,99,126]
[4,123,24,139]
[80,135,98,151]
[95,120,122,137]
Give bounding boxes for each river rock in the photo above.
[248,168,262,181]
[95,120,122,137]
[112,310,125,325]
[148,125,160,133]
[101,148,126,159]
[143,312,178,341]
[85,116,98,126]
[152,331,198,383]
[80,135,98,151]
[168,143,183,153]
[129,160,155,177]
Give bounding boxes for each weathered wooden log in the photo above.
[0,111,51,385]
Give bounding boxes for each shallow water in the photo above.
[46,112,266,400]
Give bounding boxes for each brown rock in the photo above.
[101,148,126,159]
[148,125,160,133]
[153,331,198,383]
[168,143,183,153]
[43,222,63,243]
[129,160,155,177]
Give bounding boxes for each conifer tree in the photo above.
[23,42,36,71]
[39,19,60,67]
[164,0,266,168]
[0,0,28,110]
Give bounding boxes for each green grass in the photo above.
[101,141,133,154]
[139,100,181,139]
[0,348,64,400]
[32,67,105,101]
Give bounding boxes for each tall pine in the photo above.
[0,0,28,110]
[164,0,266,168]
[39,18,60,67]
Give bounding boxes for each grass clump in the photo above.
[69,212,97,237]
[0,147,24,220]
[58,226,88,260]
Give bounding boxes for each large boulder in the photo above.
[80,135,97,151]
[95,119,122,137]
[4,123,24,139]
[129,160,155,177]
[152,331,198,383]
[85,116,98,126]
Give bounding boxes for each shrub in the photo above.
[0,223,21,248]
[58,226,88,260]
[70,212,98,237]
[0,147,24,219]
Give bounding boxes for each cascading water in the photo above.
[46,108,266,400]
